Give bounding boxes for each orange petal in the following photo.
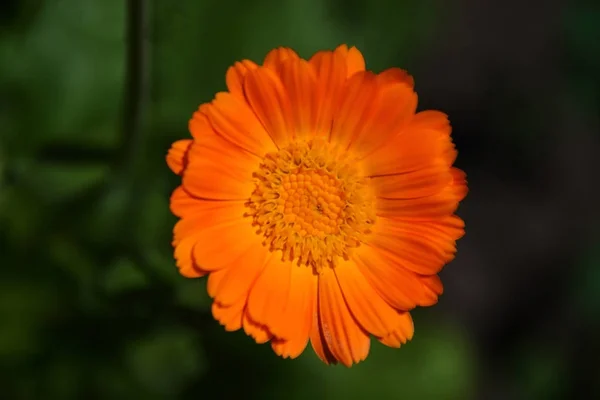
[212,298,245,331]
[347,81,417,157]
[449,167,469,201]
[420,275,444,306]
[263,47,300,76]
[205,92,277,157]
[329,71,378,150]
[376,67,415,89]
[207,245,270,306]
[173,234,208,278]
[170,186,243,219]
[309,49,347,139]
[225,60,258,98]
[192,217,264,273]
[270,265,316,358]
[368,216,464,275]
[271,336,309,360]
[172,200,249,277]
[353,246,431,310]
[363,112,455,177]
[334,258,404,337]
[375,185,461,219]
[334,44,366,78]
[189,105,215,140]
[206,267,227,300]
[166,139,192,175]
[376,167,467,219]
[279,58,317,141]
[244,66,294,147]
[243,309,272,344]
[371,163,452,200]
[273,264,317,338]
[378,311,414,348]
[172,200,246,245]
[170,186,194,218]
[246,252,293,339]
[310,287,338,365]
[410,110,451,132]
[182,133,257,200]
[318,268,371,366]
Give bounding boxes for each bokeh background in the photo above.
[1,0,599,398]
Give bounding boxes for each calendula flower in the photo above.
[166,45,467,366]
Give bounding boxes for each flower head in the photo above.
[166,45,467,366]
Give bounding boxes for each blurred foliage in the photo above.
[0,0,475,398]
[1,0,598,399]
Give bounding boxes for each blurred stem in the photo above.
[111,0,153,259]
[120,0,149,176]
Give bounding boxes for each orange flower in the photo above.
[166,45,467,366]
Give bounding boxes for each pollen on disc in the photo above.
[246,139,376,272]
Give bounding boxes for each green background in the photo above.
[1,0,599,398]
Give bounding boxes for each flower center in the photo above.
[246,138,376,273]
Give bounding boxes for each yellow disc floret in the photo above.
[246,138,376,273]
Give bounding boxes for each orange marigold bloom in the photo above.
[166,45,468,366]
